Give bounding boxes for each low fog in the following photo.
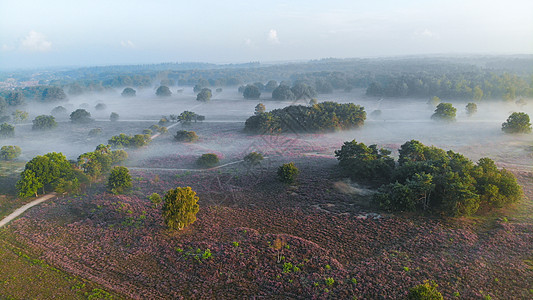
[3,86,532,172]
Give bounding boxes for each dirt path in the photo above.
[0,193,57,228]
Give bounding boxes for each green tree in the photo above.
[0,123,15,138]
[149,193,162,208]
[107,166,132,194]
[254,103,266,115]
[17,152,72,196]
[196,88,212,102]
[51,106,68,117]
[6,92,24,106]
[272,85,295,100]
[466,102,477,116]
[197,153,219,168]
[161,187,200,230]
[156,86,172,97]
[41,87,67,102]
[431,103,456,121]
[473,85,483,101]
[277,162,299,184]
[243,84,261,99]
[16,170,42,198]
[175,130,198,142]
[70,109,92,123]
[265,80,278,92]
[121,87,136,97]
[12,110,28,123]
[501,112,531,133]
[0,145,21,161]
[32,115,57,131]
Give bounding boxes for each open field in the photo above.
[0,89,532,299]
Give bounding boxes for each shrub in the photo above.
[162,187,200,230]
[0,145,21,161]
[107,166,132,194]
[244,152,264,166]
[149,193,162,207]
[197,153,219,168]
[407,280,443,300]
[0,123,15,138]
[501,112,531,134]
[277,162,299,184]
[175,130,198,142]
[110,112,119,122]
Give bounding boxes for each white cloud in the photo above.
[267,29,280,44]
[1,44,15,52]
[120,40,135,48]
[20,31,52,52]
[415,29,437,38]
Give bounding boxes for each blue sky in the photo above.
[1,0,532,69]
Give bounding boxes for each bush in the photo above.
[197,153,219,168]
[244,152,264,166]
[175,130,198,142]
[407,280,443,300]
[110,112,119,122]
[32,115,57,131]
[0,145,21,161]
[501,112,531,133]
[107,166,132,194]
[149,193,162,207]
[0,123,15,138]
[277,162,299,184]
[162,187,200,230]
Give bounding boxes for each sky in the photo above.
[1,0,532,70]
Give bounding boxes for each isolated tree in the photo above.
[197,153,219,168]
[177,111,204,123]
[107,166,132,194]
[70,109,92,123]
[255,103,266,115]
[0,123,15,138]
[149,192,162,208]
[156,85,172,97]
[244,152,263,166]
[466,102,477,116]
[110,112,119,122]
[243,84,261,99]
[51,106,68,117]
[12,110,28,123]
[277,162,299,184]
[41,87,67,102]
[6,92,24,106]
[196,88,212,102]
[121,87,136,97]
[95,103,107,110]
[431,103,456,121]
[272,85,295,100]
[175,130,198,142]
[32,115,57,131]
[17,152,72,196]
[501,112,531,133]
[161,187,200,230]
[0,145,21,161]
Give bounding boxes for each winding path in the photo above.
[0,193,57,228]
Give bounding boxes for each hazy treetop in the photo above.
[1,0,532,70]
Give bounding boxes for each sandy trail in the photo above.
[0,193,57,228]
